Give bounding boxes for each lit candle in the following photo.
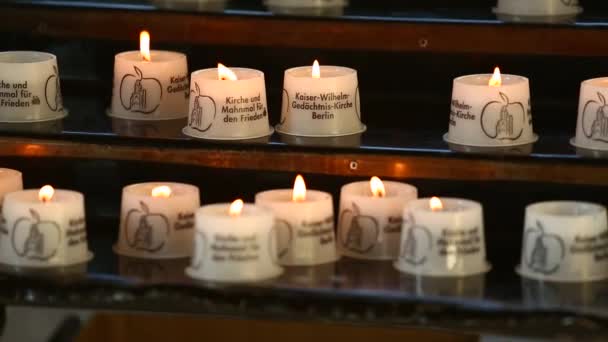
[115,182,200,259]
[0,51,66,122]
[395,197,490,277]
[110,31,189,120]
[446,67,536,147]
[0,185,91,267]
[337,177,417,260]
[255,175,337,266]
[186,199,283,282]
[277,60,365,137]
[572,78,608,151]
[183,63,272,140]
[518,201,608,282]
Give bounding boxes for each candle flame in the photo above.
[140,30,151,62]
[430,197,443,211]
[488,67,502,87]
[312,60,321,79]
[218,63,238,81]
[229,199,244,216]
[292,175,306,202]
[370,176,386,198]
[151,185,172,198]
[39,185,55,203]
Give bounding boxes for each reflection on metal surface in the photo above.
[112,117,186,138]
[446,140,533,156]
[118,256,190,283]
[149,0,228,11]
[574,146,608,159]
[279,133,361,148]
[493,0,582,23]
[399,273,485,299]
[522,278,608,309]
[0,261,87,280]
[0,120,63,135]
[494,13,579,24]
[265,0,347,16]
[335,259,400,289]
[279,262,336,288]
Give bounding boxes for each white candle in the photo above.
[518,201,608,282]
[186,199,283,282]
[0,168,23,231]
[110,31,189,120]
[277,60,364,137]
[0,185,91,267]
[0,51,67,122]
[395,197,490,277]
[572,78,608,151]
[446,67,536,147]
[494,0,582,17]
[183,64,272,140]
[255,175,337,266]
[337,177,417,260]
[115,182,200,259]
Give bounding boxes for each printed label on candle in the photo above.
[124,201,170,253]
[570,229,608,261]
[210,233,261,263]
[11,209,61,261]
[287,90,354,121]
[297,215,334,245]
[187,82,268,133]
[174,212,195,230]
[44,66,63,112]
[167,75,189,97]
[66,217,87,247]
[449,100,476,127]
[581,92,608,143]
[339,203,380,254]
[120,66,163,114]
[480,92,525,141]
[273,219,294,260]
[400,215,432,265]
[523,221,566,275]
[0,80,41,109]
[437,227,482,257]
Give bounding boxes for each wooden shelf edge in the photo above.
[1,6,608,56]
[0,137,605,186]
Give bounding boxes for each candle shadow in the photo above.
[521,277,608,311]
[149,0,228,12]
[111,117,186,139]
[118,256,191,284]
[398,273,486,299]
[0,119,64,135]
[279,133,362,148]
[0,261,88,281]
[573,146,608,159]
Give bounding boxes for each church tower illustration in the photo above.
[130,80,147,111]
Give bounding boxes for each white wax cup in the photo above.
[115,182,200,259]
[395,198,490,277]
[0,189,91,267]
[572,78,608,151]
[494,0,581,17]
[183,68,272,140]
[337,181,417,260]
[186,203,283,282]
[110,51,189,120]
[0,51,67,122]
[277,65,364,137]
[255,189,337,266]
[446,74,536,147]
[518,201,608,283]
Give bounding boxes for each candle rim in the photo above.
[285,65,356,79]
[4,188,83,203]
[255,188,332,203]
[408,197,481,213]
[192,67,264,81]
[581,77,608,88]
[341,180,417,199]
[115,50,186,63]
[196,202,273,218]
[453,73,528,87]
[526,201,605,217]
[122,182,199,198]
[0,51,56,64]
